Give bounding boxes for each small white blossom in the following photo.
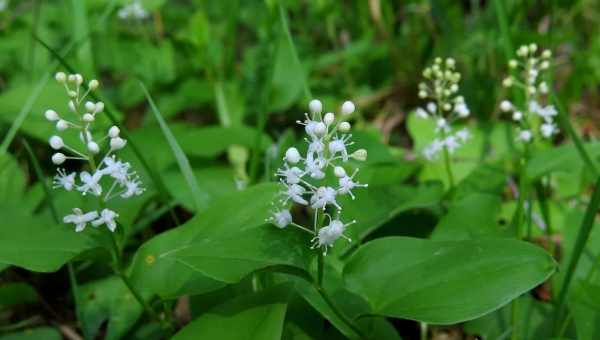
[117,0,148,20]
[92,209,119,232]
[53,169,76,191]
[541,122,558,138]
[64,208,98,232]
[341,101,355,115]
[311,218,354,255]
[518,130,533,142]
[77,171,103,196]
[338,170,368,199]
[269,210,292,229]
[415,107,429,119]
[500,100,513,112]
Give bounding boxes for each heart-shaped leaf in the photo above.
[343,237,557,324]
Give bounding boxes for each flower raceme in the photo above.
[500,43,557,143]
[45,72,144,233]
[414,57,471,161]
[268,99,368,255]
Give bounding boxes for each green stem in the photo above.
[314,285,367,339]
[511,296,520,340]
[420,322,428,340]
[554,176,600,333]
[317,252,324,287]
[442,145,455,190]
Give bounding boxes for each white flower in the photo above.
[328,134,353,161]
[121,178,145,198]
[45,110,59,121]
[338,170,368,199]
[341,101,355,115]
[426,102,437,114]
[118,0,148,20]
[444,135,461,153]
[454,102,470,117]
[92,208,119,232]
[110,137,127,150]
[415,107,429,119]
[309,99,322,114]
[49,136,64,150]
[456,128,470,142]
[537,105,557,122]
[270,210,292,229]
[63,208,99,232]
[500,100,513,112]
[53,169,76,191]
[77,171,103,196]
[311,218,354,255]
[423,139,444,160]
[541,122,558,138]
[277,165,304,185]
[518,130,533,142]
[283,183,308,205]
[284,147,301,164]
[310,186,340,210]
[108,126,120,138]
[102,156,131,184]
[52,153,66,165]
[435,118,450,133]
[512,111,523,121]
[338,121,351,133]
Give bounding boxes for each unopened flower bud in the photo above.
[352,149,367,161]
[45,109,59,121]
[88,79,99,90]
[87,141,100,154]
[309,99,322,114]
[418,90,427,98]
[324,112,335,125]
[95,101,104,113]
[68,100,76,112]
[509,59,518,68]
[529,43,538,53]
[108,126,120,138]
[341,101,355,115]
[542,49,552,59]
[110,137,127,150]
[85,101,95,112]
[56,120,69,131]
[74,74,83,85]
[338,121,351,133]
[334,166,346,178]
[49,135,64,150]
[512,111,523,121]
[55,72,67,83]
[285,147,301,164]
[83,113,94,122]
[68,91,77,98]
[503,77,513,87]
[52,153,66,165]
[500,100,512,112]
[446,58,456,68]
[443,103,452,111]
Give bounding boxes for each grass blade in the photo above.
[554,176,600,332]
[139,81,208,212]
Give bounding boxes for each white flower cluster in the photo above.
[415,57,471,160]
[268,99,368,255]
[117,0,149,20]
[45,72,144,233]
[500,43,557,143]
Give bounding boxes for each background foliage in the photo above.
[1,0,600,339]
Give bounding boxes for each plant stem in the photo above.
[314,285,367,339]
[317,251,324,287]
[511,296,519,340]
[554,176,600,333]
[420,322,428,340]
[442,145,455,190]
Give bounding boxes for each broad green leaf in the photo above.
[0,153,26,206]
[172,284,290,340]
[569,281,600,340]
[344,237,557,324]
[269,37,304,111]
[454,164,507,198]
[0,283,37,310]
[0,328,61,340]
[128,183,310,299]
[339,182,443,251]
[526,142,600,181]
[431,193,507,241]
[0,209,95,272]
[79,276,144,340]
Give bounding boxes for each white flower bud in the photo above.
[446,58,456,68]
[528,86,537,95]
[334,166,346,178]
[45,109,59,121]
[83,113,95,122]
[540,61,550,70]
[52,153,66,165]
[68,100,77,113]
[509,59,518,68]
[341,101,355,115]
[68,91,77,98]
[110,137,127,150]
[512,111,523,121]
[309,99,322,114]
[49,135,64,150]
[500,100,512,112]
[55,72,67,83]
[88,79,99,90]
[85,101,95,112]
[87,141,100,154]
[285,147,301,164]
[502,77,513,88]
[450,84,459,93]
[68,74,76,83]
[56,120,69,131]
[542,49,552,59]
[324,112,335,125]
[539,82,548,94]
[529,43,538,53]
[74,74,83,85]
[443,103,452,111]
[351,149,368,161]
[314,122,327,136]
[418,90,427,98]
[95,101,104,113]
[108,126,120,138]
[338,121,351,133]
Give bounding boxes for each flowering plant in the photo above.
[45,72,144,233]
[269,99,368,255]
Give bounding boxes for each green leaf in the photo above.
[431,193,506,241]
[0,153,26,207]
[0,283,37,310]
[343,237,557,324]
[172,284,290,340]
[526,142,600,181]
[79,276,144,340]
[569,281,600,340]
[0,209,95,272]
[140,81,208,211]
[128,183,310,299]
[0,328,61,340]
